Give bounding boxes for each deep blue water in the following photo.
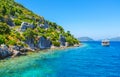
[0,41,120,77]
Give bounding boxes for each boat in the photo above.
[101,40,110,46]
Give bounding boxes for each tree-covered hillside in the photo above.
[0,0,79,48]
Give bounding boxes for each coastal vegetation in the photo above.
[0,0,80,59]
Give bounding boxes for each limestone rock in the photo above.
[12,45,20,51]
[12,50,26,58]
[25,38,35,49]
[10,45,27,57]
[65,42,69,47]
[38,37,52,49]
[38,23,49,29]
[12,50,21,57]
[0,44,12,59]
[59,34,66,46]
[11,45,25,51]
[6,18,15,26]
[20,22,35,32]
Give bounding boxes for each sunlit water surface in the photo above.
[0,42,120,77]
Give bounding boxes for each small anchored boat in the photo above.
[101,40,110,46]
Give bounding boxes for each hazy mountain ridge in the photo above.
[78,37,94,41]
[109,37,120,41]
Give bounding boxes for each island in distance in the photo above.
[78,37,94,42]
[98,36,120,41]
[109,37,120,41]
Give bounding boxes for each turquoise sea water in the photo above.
[0,41,120,77]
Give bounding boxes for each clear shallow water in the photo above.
[0,41,120,77]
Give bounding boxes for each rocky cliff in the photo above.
[0,0,80,59]
[37,37,52,49]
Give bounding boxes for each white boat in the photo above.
[101,40,110,46]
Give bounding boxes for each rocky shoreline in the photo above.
[0,44,81,60]
[0,0,80,60]
[0,26,80,60]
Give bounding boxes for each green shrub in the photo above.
[0,35,5,44]
[23,28,37,38]
[52,41,60,47]
[14,19,22,26]
[0,22,10,34]
[66,37,74,46]
[7,40,17,45]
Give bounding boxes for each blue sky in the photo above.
[16,0,120,40]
